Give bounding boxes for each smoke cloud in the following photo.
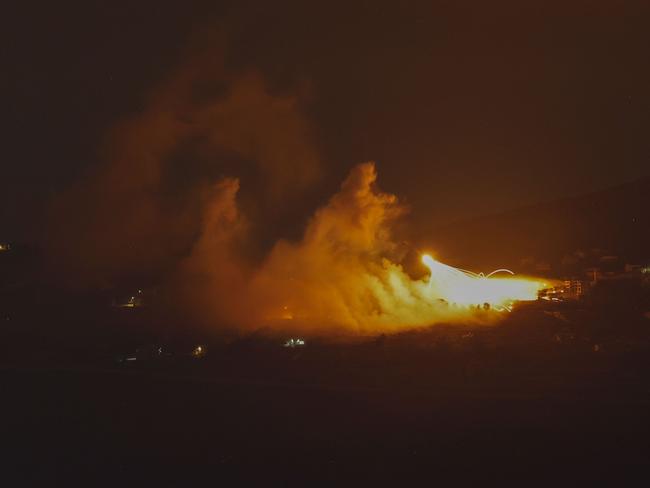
[48,38,320,284]
[47,32,540,334]
[180,162,479,333]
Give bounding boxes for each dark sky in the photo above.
[3,0,649,241]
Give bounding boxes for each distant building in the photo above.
[563,279,585,298]
[600,255,619,263]
[624,263,643,273]
[585,267,602,282]
[539,279,588,301]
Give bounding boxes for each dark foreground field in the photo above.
[3,303,650,487]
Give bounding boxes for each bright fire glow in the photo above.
[183,162,547,333]
[420,254,543,311]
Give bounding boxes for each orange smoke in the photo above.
[46,41,321,284]
[46,33,542,332]
[181,163,544,333]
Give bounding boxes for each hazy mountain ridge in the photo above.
[427,176,650,271]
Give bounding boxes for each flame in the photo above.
[421,254,543,311]
[257,252,544,332]
[182,162,546,333]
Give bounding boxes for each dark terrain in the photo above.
[2,288,650,486]
[426,177,650,270]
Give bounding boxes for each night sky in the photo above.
[3,0,650,242]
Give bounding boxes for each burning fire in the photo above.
[47,46,547,335]
[182,162,545,333]
[421,254,542,311]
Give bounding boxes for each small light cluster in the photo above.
[283,338,305,348]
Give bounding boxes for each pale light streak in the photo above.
[421,254,542,310]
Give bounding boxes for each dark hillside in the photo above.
[425,177,650,271]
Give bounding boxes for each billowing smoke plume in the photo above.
[48,35,541,333]
[48,39,320,284]
[180,162,482,333]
